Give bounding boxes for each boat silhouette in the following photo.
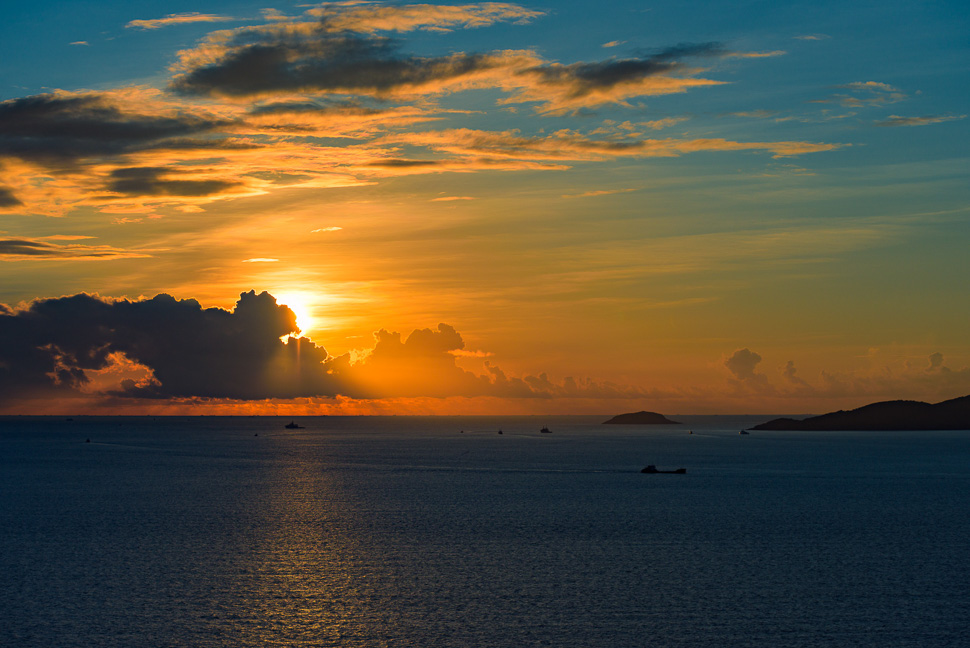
[640,465,686,474]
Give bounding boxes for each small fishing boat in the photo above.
[641,465,687,474]
[540,426,551,434]
[284,421,304,429]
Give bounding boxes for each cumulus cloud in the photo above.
[0,290,653,405]
[725,348,763,381]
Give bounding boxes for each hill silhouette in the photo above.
[603,411,680,425]
[752,395,970,431]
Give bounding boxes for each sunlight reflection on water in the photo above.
[2,416,969,647]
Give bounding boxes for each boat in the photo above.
[641,465,687,474]
[739,430,750,435]
[284,421,304,429]
[540,426,551,434]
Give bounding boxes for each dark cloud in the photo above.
[0,93,227,166]
[363,158,443,168]
[522,42,726,98]
[0,186,22,208]
[725,348,768,386]
[170,30,503,98]
[0,237,150,260]
[106,167,241,197]
[0,290,650,404]
[0,291,331,401]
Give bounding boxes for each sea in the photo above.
[2,415,968,648]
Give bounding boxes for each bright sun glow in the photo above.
[274,293,314,334]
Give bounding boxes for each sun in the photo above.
[274,293,314,335]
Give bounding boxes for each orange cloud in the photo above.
[126,13,234,30]
[305,2,544,33]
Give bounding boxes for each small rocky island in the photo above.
[603,411,680,425]
[752,394,970,431]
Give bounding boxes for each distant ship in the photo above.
[540,426,552,434]
[284,421,304,429]
[641,465,687,474]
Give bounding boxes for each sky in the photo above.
[1,0,968,415]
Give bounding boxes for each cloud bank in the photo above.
[0,2,841,216]
[0,290,647,406]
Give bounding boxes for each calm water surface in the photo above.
[2,416,969,647]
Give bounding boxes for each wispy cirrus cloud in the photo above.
[126,12,235,30]
[816,81,908,108]
[0,236,152,260]
[381,128,842,162]
[875,114,966,127]
[305,2,544,33]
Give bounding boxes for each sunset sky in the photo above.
[1,0,968,415]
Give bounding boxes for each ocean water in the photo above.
[2,415,969,647]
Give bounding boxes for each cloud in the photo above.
[126,13,234,30]
[795,34,830,41]
[562,188,638,199]
[0,237,152,260]
[0,290,652,405]
[69,41,89,46]
[816,81,908,108]
[0,186,22,208]
[105,166,243,197]
[168,13,541,99]
[384,128,842,162]
[725,348,763,381]
[875,114,966,127]
[167,8,759,115]
[928,352,944,371]
[0,5,837,216]
[311,226,343,232]
[241,258,279,263]
[305,2,544,33]
[0,91,227,166]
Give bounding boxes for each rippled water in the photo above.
[2,415,969,647]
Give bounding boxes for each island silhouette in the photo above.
[603,411,680,425]
[752,395,970,431]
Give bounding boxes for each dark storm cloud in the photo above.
[0,186,21,208]
[0,291,649,403]
[170,30,504,98]
[106,167,242,197]
[0,93,227,165]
